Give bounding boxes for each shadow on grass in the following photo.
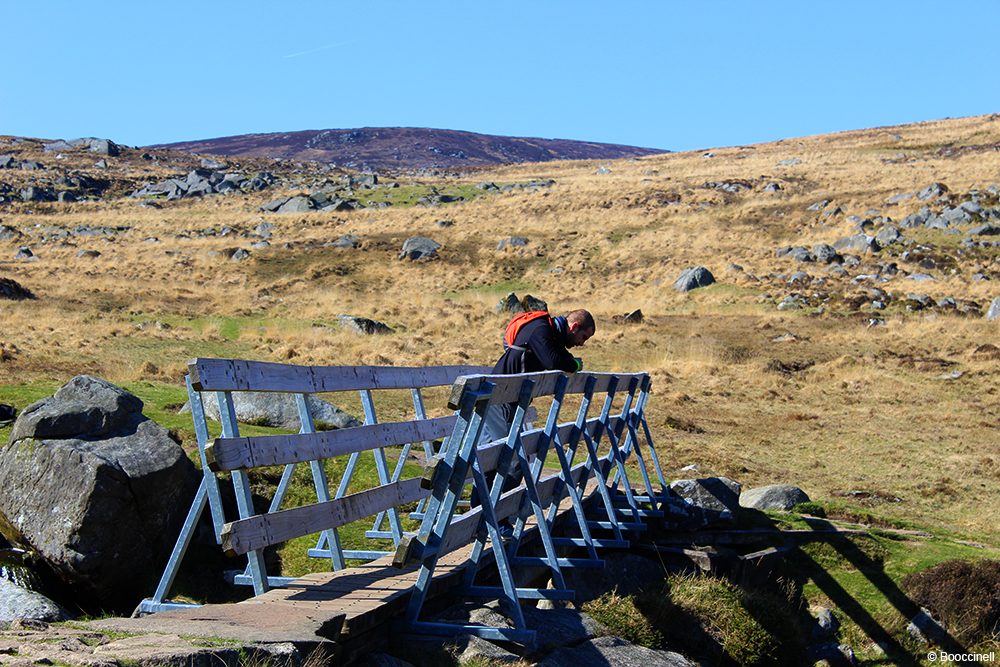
[792,515,967,666]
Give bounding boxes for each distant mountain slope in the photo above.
[149,127,666,171]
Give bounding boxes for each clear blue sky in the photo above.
[4,1,999,152]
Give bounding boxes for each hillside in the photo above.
[1,115,999,663]
[149,126,667,171]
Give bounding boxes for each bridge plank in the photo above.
[448,371,648,408]
[206,415,458,471]
[189,358,489,393]
[222,478,427,555]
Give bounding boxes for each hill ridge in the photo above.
[149,126,667,171]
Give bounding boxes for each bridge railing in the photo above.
[139,361,668,647]
[139,358,492,614]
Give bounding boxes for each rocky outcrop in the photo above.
[0,376,199,612]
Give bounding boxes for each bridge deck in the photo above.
[92,548,472,645]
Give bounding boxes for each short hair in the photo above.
[566,309,595,333]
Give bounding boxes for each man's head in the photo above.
[565,309,595,348]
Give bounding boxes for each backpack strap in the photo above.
[503,311,551,373]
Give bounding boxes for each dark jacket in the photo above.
[492,315,578,375]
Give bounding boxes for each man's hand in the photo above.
[574,357,584,372]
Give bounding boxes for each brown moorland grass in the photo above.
[0,115,998,543]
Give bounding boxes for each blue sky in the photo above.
[4,1,999,151]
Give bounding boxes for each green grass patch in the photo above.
[462,279,535,296]
[353,183,489,208]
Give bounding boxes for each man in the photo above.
[493,309,595,376]
[483,309,595,441]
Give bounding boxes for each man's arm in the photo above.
[530,324,580,373]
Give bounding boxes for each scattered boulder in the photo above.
[917,182,948,200]
[329,234,360,249]
[874,225,901,247]
[276,196,315,214]
[186,391,360,431]
[0,578,70,623]
[259,196,291,212]
[672,266,715,292]
[612,309,644,324]
[537,636,696,667]
[833,234,879,254]
[669,477,741,528]
[0,277,34,300]
[398,236,440,261]
[987,298,1000,321]
[0,224,21,240]
[968,224,1000,236]
[496,292,548,315]
[813,244,842,264]
[739,484,810,511]
[496,236,529,251]
[338,314,393,335]
[0,376,199,612]
[14,246,35,261]
[200,158,227,170]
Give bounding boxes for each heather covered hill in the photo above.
[150,126,666,170]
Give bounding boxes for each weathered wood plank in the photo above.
[222,479,427,555]
[447,371,648,409]
[189,358,489,393]
[207,415,458,471]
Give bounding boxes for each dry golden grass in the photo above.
[1,116,998,541]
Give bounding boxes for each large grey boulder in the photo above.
[399,236,441,261]
[537,636,696,667]
[739,484,810,511]
[0,578,70,622]
[0,376,199,611]
[275,196,315,214]
[187,391,361,430]
[669,477,742,528]
[673,266,715,292]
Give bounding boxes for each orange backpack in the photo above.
[503,311,552,350]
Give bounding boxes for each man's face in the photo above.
[567,324,595,348]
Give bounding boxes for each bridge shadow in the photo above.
[788,514,967,666]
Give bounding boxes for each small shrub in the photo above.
[902,559,1000,646]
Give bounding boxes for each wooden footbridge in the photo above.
[100,358,670,655]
